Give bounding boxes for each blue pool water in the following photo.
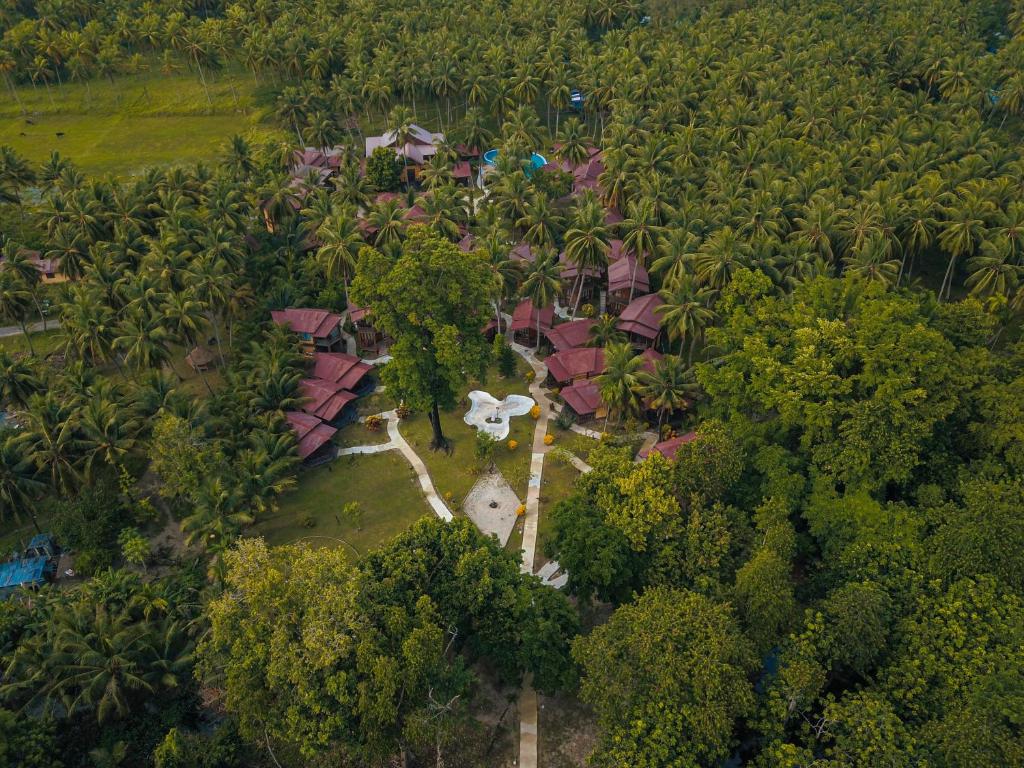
[482,149,548,175]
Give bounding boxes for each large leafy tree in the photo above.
[351,225,494,448]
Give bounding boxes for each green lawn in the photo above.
[536,453,580,568]
[397,362,535,506]
[251,450,431,557]
[1,67,278,176]
[332,419,392,449]
[0,328,65,358]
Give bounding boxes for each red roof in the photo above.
[271,308,342,338]
[300,379,358,422]
[297,423,338,459]
[545,318,596,351]
[546,347,604,384]
[638,347,663,374]
[604,207,624,226]
[453,160,472,178]
[311,352,372,390]
[638,431,697,461]
[348,302,371,324]
[286,410,322,439]
[457,233,476,252]
[510,243,536,263]
[404,204,428,222]
[559,251,603,280]
[510,299,554,334]
[616,294,663,340]
[456,144,481,157]
[561,379,602,417]
[608,254,650,295]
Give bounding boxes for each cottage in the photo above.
[638,431,697,461]
[559,252,604,306]
[299,378,359,425]
[545,346,604,386]
[616,294,664,348]
[271,308,345,355]
[1,250,66,284]
[185,346,216,373]
[510,299,555,347]
[311,352,374,394]
[286,411,338,462]
[606,253,650,314]
[544,318,597,352]
[365,124,445,183]
[348,301,389,356]
[560,378,605,422]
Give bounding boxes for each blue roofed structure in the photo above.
[0,555,48,596]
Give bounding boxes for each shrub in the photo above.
[516,504,526,517]
[525,369,536,382]
[340,501,363,530]
[555,408,576,430]
[530,404,541,419]
[497,338,517,378]
[395,402,411,419]
[365,414,383,432]
[475,431,497,467]
[580,303,595,318]
[544,433,555,446]
[366,146,402,191]
[507,439,518,451]
[299,513,316,528]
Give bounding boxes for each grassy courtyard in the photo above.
[0,67,276,176]
[0,328,65,358]
[397,361,535,505]
[252,450,431,556]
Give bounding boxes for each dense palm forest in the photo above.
[1,0,1024,765]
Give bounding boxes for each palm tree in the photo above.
[1,242,46,331]
[520,252,562,350]
[115,313,173,375]
[367,198,407,248]
[0,350,42,408]
[24,393,84,494]
[842,238,902,288]
[691,227,754,291]
[619,198,664,301]
[0,432,47,533]
[595,342,643,430]
[564,201,611,317]
[181,477,253,577]
[938,192,993,301]
[556,117,590,168]
[966,237,1021,298]
[518,194,565,249]
[316,210,364,301]
[78,399,137,483]
[588,313,625,347]
[656,278,717,363]
[637,355,696,430]
[0,271,35,355]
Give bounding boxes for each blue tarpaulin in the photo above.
[0,556,47,592]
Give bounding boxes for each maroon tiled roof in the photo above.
[608,254,650,295]
[374,192,400,204]
[456,144,481,157]
[561,379,602,417]
[546,347,604,384]
[510,299,554,334]
[271,308,343,338]
[510,243,536,263]
[559,251,603,281]
[312,352,372,390]
[545,318,596,351]
[296,422,338,459]
[286,410,322,439]
[300,378,358,422]
[293,149,329,168]
[404,204,428,221]
[348,302,371,324]
[453,160,472,178]
[638,347,663,374]
[616,294,663,340]
[607,240,627,261]
[604,207,624,226]
[638,431,697,461]
[457,233,476,252]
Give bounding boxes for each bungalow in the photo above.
[544,318,597,352]
[559,251,603,306]
[545,346,604,386]
[299,378,359,425]
[560,378,605,422]
[311,352,374,395]
[271,308,345,355]
[638,431,697,461]
[365,124,445,183]
[616,294,664,349]
[457,233,477,252]
[1,250,67,284]
[348,301,389,356]
[286,410,338,463]
[185,346,216,373]
[606,253,650,314]
[510,242,537,264]
[510,299,555,347]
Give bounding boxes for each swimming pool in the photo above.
[482,149,548,175]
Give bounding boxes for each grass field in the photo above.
[0,328,65,357]
[398,361,535,506]
[252,450,431,556]
[0,66,278,176]
[536,453,580,567]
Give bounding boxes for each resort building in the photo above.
[510,299,555,347]
[271,308,345,355]
[544,318,597,352]
[285,411,338,463]
[638,431,698,461]
[365,124,445,183]
[616,294,664,348]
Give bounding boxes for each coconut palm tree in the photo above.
[316,209,364,301]
[588,313,626,347]
[564,201,611,317]
[938,192,993,301]
[595,341,643,430]
[619,198,663,301]
[520,251,561,351]
[78,398,137,483]
[966,237,1021,298]
[0,350,42,408]
[23,393,85,494]
[637,355,696,430]
[0,432,47,532]
[656,278,717,363]
[518,194,565,250]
